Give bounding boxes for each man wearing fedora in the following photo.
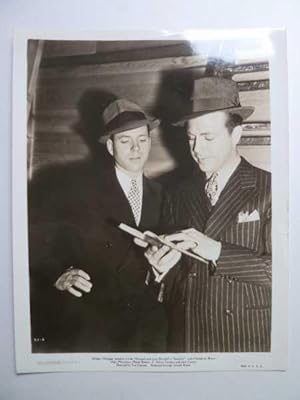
[30,98,167,352]
[140,77,272,353]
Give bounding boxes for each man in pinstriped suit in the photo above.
[140,77,271,352]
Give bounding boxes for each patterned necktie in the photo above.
[205,172,219,206]
[128,178,141,225]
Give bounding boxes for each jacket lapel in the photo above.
[139,177,156,229]
[96,163,136,227]
[204,158,257,239]
[183,167,211,232]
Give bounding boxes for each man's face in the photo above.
[187,111,241,175]
[106,125,151,175]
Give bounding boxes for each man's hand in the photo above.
[54,267,93,298]
[134,231,192,282]
[145,244,182,280]
[166,228,222,262]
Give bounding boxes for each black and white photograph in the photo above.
[13,30,288,372]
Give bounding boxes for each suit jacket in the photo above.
[161,157,272,352]
[29,159,167,353]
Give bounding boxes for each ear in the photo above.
[231,125,242,146]
[106,138,114,157]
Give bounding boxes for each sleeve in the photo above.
[155,189,185,301]
[215,206,272,287]
[28,167,88,287]
[29,221,86,288]
[159,189,177,233]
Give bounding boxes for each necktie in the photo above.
[128,178,141,225]
[205,172,219,206]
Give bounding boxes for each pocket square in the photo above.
[237,209,260,223]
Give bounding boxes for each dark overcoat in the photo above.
[29,159,167,352]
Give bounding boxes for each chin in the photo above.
[196,160,213,173]
[128,164,144,173]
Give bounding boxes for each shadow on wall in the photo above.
[151,68,199,185]
[28,90,117,212]
[72,89,118,161]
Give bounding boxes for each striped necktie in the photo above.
[128,178,141,225]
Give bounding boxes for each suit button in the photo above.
[188,272,197,278]
[225,309,233,316]
[105,241,113,248]
[226,277,233,284]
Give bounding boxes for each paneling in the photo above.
[30,42,271,178]
[239,90,270,121]
[40,55,208,76]
[36,83,161,110]
[42,42,199,66]
[43,41,97,57]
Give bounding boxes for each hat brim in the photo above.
[172,106,255,127]
[98,117,160,144]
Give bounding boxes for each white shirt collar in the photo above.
[115,167,143,196]
[115,167,143,225]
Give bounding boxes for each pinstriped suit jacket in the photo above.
[162,157,271,352]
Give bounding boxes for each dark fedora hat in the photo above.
[174,77,254,126]
[98,98,159,144]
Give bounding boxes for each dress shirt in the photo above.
[115,167,143,225]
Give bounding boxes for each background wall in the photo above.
[1,1,299,399]
[28,40,271,179]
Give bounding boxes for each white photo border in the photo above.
[13,29,288,373]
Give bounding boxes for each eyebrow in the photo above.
[117,133,148,139]
[187,131,213,136]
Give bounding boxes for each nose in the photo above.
[131,140,140,151]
